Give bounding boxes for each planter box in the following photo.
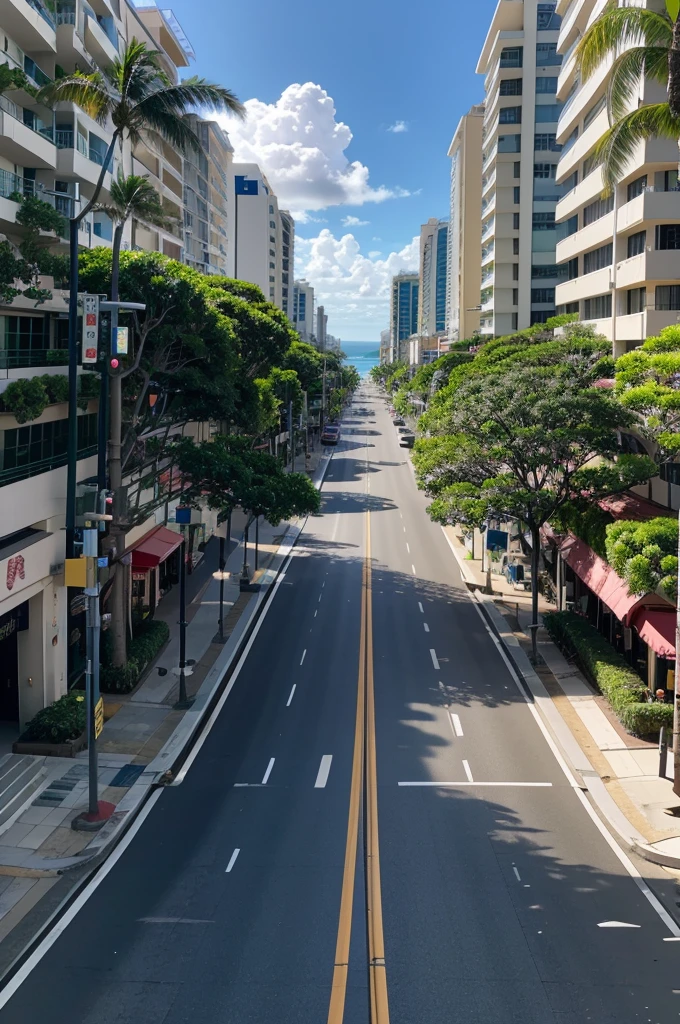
[12,731,87,758]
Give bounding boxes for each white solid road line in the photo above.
[463,759,474,783]
[262,758,275,785]
[513,866,521,882]
[406,542,410,553]
[430,649,440,670]
[314,610,318,618]
[300,649,306,665]
[286,684,296,707]
[225,849,240,873]
[418,602,424,614]
[423,623,430,633]
[315,755,333,788]
[0,787,163,1012]
[398,781,553,787]
[451,713,463,738]
[411,564,417,575]
[318,593,323,602]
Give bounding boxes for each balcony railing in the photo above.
[0,170,36,200]
[0,96,54,142]
[55,1,76,25]
[0,444,97,487]
[0,348,66,370]
[27,0,56,29]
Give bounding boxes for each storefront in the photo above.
[0,602,28,722]
[129,525,183,619]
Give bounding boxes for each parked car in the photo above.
[393,416,405,426]
[399,432,415,448]
[321,425,340,446]
[397,425,412,434]
[389,406,396,415]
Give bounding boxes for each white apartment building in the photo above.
[447,104,485,343]
[292,279,315,342]
[231,163,294,311]
[316,304,328,350]
[477,0,565,337]
[554,0,680,357]
[0,0,194,733]
[183,115,233,276]
[418,218,449,338]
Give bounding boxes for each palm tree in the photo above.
[575,0,680,189]
[38,38,244,568]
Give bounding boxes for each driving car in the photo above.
[321,425,340,446]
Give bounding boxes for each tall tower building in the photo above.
[418,219,449,338]
[477,0,564,336]
[292,280,315,341]
[390,273,419,362]
[447,105,485,342]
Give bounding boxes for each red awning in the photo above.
[598,492,669,522]
[559,534,647,625]
[130,526,183,569]
[631,608,676,660]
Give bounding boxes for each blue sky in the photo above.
[165,0,499,339]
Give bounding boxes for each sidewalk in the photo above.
[0,447,332,938]
[445,530,680,870]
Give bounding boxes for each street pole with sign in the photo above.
[174,506,193,708]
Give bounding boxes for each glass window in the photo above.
[556,216,578,241]
[532,265,558,279]
[536,76,558,94]
[583,96,606,129]
[513,186,520,204]
[535,105,562,123]
[534,133,561,151]
[583,152,601,177]
[498,134,522,153]
[656,285,680,310]
[534,163,556,179]
[531,310,557,324]
[665,169,679,191]
[584,294,612,319]
[536,42,561,66]
[514,161,521,178]
[512,313,519,330]
[500,106,522,124]
[583,194,614,226]
[532,212,555,230]
[500,47,523,68]
[531,288,555,303]
[513,238,520,255]
[627,230,646,257]
[556,258,579,281]
[513,212,520,229]
[269,220,276,229]
[627,287,646,314]
[500,79,522,96]
[537,3,560,30]
[583,243,613,274]
[512,288,519,305]
[627,175,647,202]
[561,170,578,193]
[513,263,519,280]
[656,224,680,249]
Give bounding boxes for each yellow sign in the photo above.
[64,557,87,588]
[94,696,104,739]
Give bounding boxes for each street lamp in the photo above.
[174,505,193,709]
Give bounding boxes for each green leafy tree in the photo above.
[282,341,325,393]
[606,517,678,602]
[615,325,680,462]
[575,0,680,190]
[414,365,656,658]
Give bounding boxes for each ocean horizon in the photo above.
[341,340,380,378]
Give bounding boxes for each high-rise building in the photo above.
[231,163,293,309]
[293,280,315,342]
[477,0,564,336]
[380,328,391,364]
[418,219,449,338]
[554,0,680,358]
[183,116,233,275]
[390,273,419,361]
[316,305,328,350]
[447,105,485,342]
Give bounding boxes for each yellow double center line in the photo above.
[326,510,389,1024]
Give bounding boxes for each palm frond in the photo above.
[594,103,680,191]
[608,46,670,121]
[110,39,166,100]
[150,78,245,119]
[134,101,203,153]
[37,71,114,123]
[577,1,672,82]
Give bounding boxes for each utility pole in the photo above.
[288,399,295,472]
[174,506,193,708]
[321,357,327,432]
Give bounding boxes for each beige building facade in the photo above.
[446,105,485,342]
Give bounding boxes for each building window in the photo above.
[627,287,646,314]
[655,285,680,310]
[583,152,601,177]
[513,263,519,280]
[583,96,606,129]
[269,275,275,282]
[514,161,521,178]
[513,238,520,255]
[537,3,560,30]
[583,242,613,274]
[500,46,523,68]
[513,186,520,204]
[0,414,97,485]
[556,215,578,240]
[530,310,557,324]
[512,288,519,305]
[664,169,679,191]
[534,163,557,179]
[584,294,612,319]
[500,106,522,124]
[534,133,561,152]
[660,461,680,485]
[583,194,614,226]
[532,265,557,279]
[269,204,274,214]
[498,134,522,153]
[556,258,578,281]
[656,224,680,249]
[500,79,523,96]
[535,105,562,123]
[269,262,275,269]
[536,43,561,66]
[532,212,555,230]
[561,170,578,192]
[531,288,555,303]
[269,220,276,229]
[270,235,276,243]
[627,230,646,257]
[627,175,647,202]
[513,212,520,229]
[535,76,558,93]
[512,313,519,330]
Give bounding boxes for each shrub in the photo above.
[128,619,169,669]
[22,693,86,743]
[99,661,140,695]
[542,611,668,738]
[40,373,68,405]
[2,377,48,423]
[46,349,69,365]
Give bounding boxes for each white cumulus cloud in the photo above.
[342,215,369,227]
[295,230,419,338]
[387,120,409,133]
[221,82,410,219]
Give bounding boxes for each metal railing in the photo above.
[55,1,76,25]
[28,0,56,29]
[0,348,64,369]
[0,445,98,487]
[0,170,36,200]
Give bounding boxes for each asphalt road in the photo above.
[0,383,679,1023]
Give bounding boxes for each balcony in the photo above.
[616,249,680,291]
[55,3,94,74]
[481,218,495,244]
[617,188,680,234]
[55,130,112,187]
[557,0,588,55]
[0,99,56,168]
[83,7,119,65]
[482,169,496,197]
[3,0,56,53]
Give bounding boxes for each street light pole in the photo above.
[65,198,81,559]
[177,527,188,705]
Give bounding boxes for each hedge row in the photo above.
[100,619,170,695]
[21,693,86,744]
[542,610,673,738]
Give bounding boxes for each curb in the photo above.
[631,840,680,870]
